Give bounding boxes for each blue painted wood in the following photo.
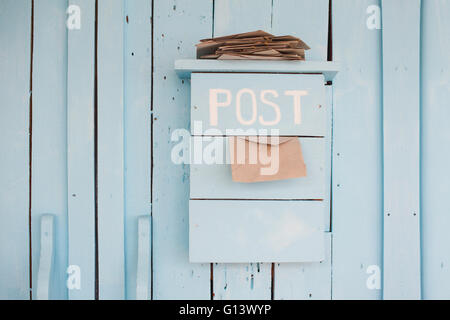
[4,0,448,300]
[0,0,31,300]
[175,60,340,81]
[123,0,152,300]
[67,0,96,300]
[272,0,329,61]
[97,0,125,299]
[323,87,333,237]
[214,0,272,37]
[136,216,151,300]
[36,215,54,300]
[213,263,271,300]
[211,0,273,300]
[421,0,450,300]
[190,138,326,200]
[274,233,331,299]
[191,73,327,136]
[332,0,383,299]
[274,95,332,298]
[153,0,212,299]
[31,0,68,300]
[190,200,325,263]
[271,1,331,299]
[382,0,421,300]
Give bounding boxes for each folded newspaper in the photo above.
[196,30,310,60]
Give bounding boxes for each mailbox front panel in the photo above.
[189,200,325,263]
[191,73,326,136]
[190,137,326,199]
[188,71,329,263]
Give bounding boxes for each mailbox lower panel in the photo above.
[190,137,326,199]
[189,200,325,263]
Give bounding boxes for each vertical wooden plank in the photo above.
[273,91,332,299]
[153,0,212,299]
[97,0,125,299]
[0,0,31,300]
[272,0,329,60]
[421,0,450,300]
[213,0,272,37]
[123,0,152,300]
[212,0,272,300]
[274,234,332,299]
[382,0,421,300]
[31,0,68,300]
[324,86,333,234]
[214,263,270,300]
[136,216,151,300]
[36,215,54,300]
[332,0,383,299]
[271,1,331,299]
[67,0,96,300]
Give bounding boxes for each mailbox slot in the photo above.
[190,137,326,200]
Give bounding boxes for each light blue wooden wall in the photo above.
[421,0,450,300]
[0,0,31,300]
[0,0,449,300]
[332,0,383,299]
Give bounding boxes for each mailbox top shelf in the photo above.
[174,59,339,82]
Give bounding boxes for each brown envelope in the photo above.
[230,137,307,183]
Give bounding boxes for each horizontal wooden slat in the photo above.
[175,60,339,81]
[189,200,325,263]
[190,137,326,199]
[191,73,327,136]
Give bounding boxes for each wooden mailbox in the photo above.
[175,59,339,263]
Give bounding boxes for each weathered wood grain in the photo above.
[31,0,68,300]
[212,0,273,300]
[153,0,212,299]
[382,0,421,300]
[214,0,272,37]
[97,0,125,299]
[274,234,331,299]
[272,0,329,61]
[123,0,152,300]
[67,0,96,300]
[332,0,383,299]
[213,263,271,300]
[136,216,151,300]
[0,0,31,300]
[272,0,331,299]
[36,215,54,300]
[421,0,450,300]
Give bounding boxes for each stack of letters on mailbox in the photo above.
[196,30,310,60]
